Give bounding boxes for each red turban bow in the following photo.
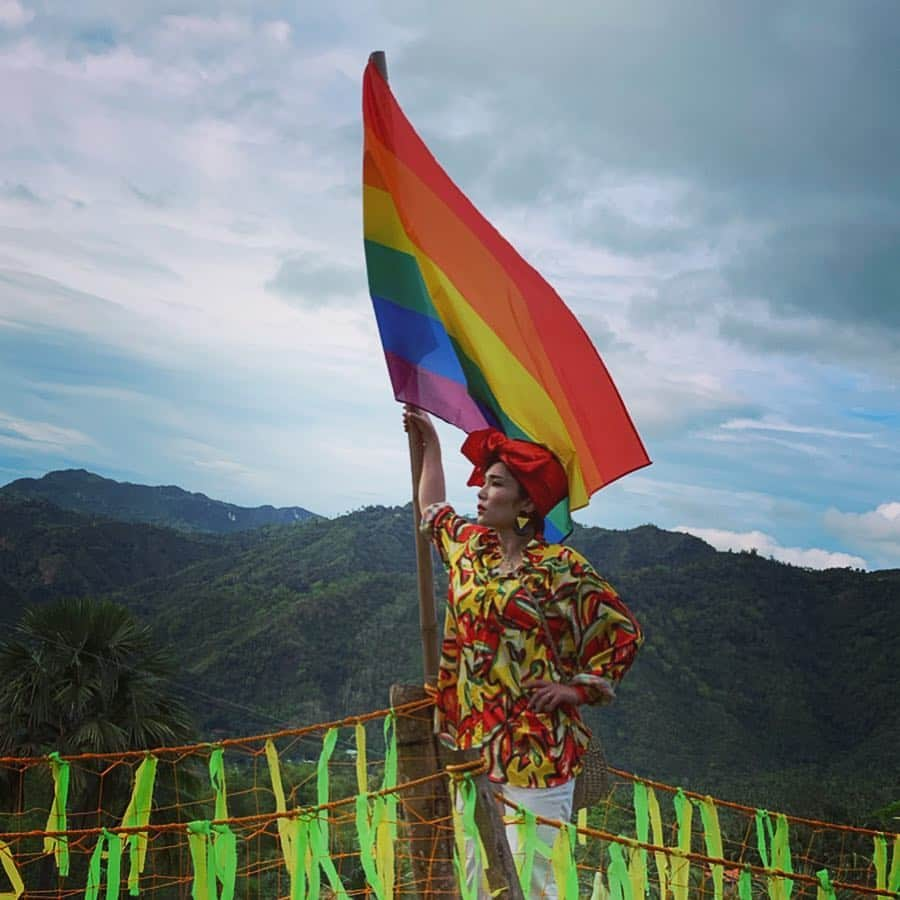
[460,429,568,518]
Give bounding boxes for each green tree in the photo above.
[0,598,197,889]
[0,597,193,758]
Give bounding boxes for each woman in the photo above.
[404,405,643,899]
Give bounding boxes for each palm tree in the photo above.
[0,598,197,890]
[0,597,194,759]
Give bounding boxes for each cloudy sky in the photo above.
[1,1,898,569]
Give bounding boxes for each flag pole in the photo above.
[370,49,440,683]
[373,50,523,900]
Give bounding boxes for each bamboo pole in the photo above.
[374,49,521,897]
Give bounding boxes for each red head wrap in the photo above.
[460,428,568,517]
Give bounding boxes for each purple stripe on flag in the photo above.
[385,351,495,432]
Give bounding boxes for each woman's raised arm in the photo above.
[402,404,446,510]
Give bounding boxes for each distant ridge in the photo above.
[1,469,320,533]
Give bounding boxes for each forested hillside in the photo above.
[1,490,897,825]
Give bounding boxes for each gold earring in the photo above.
[515,513,530,534]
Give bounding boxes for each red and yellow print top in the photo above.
[423,503,643,788]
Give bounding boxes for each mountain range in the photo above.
[1,469,897,826]
[1,469,318,533]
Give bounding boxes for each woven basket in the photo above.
[572,736,609,813]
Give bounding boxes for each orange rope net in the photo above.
[0,699,895,898]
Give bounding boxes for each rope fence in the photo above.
[0,699,896,898]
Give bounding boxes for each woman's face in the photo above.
[476,461,534,531]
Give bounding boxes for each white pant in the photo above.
[458,779,575,899]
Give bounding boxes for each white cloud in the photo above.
[0,0,32,28]
[720,418,872,440]
[0,411,94,451]
[673,525,867,570]
[823,503,900,569]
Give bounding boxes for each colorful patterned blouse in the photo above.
[423,503,643,788]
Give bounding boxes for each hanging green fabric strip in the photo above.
[771,813,794,899]
[317,729,338,811]
[85,833,106,900]
[698,796,724,900]
[208,748,230,882]
[627,841,646,900]
[120,754,158,897]
[187,821,211,900]
[354,723,368,796]
[290,817,308,900]
[549,823,578,900]
[577,806,588,846]
[606,842,633,900]
[382,714,398,791]
[211,825,236,900]
[43,751,70,876]
[738,868,752,900]
[265,738,295,882]
[0,839,24,900]
[373,795,395,898]
[889,833,900,893]
[674,788,693,853]
[874,833,887,891]
[815,868,836,900]
[455,776,480,900]
[518,806,537,896]
[671,789,692,900]
[632,782,649,896]
[208,747,228,821]
[312,728,347,898]
[646,787,668,900]
[755,809,771,870]
[355,793,384,900]
[380,712,398,894]
[104,829,122,900]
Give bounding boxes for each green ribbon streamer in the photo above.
[187,821,215,900]
[355,793,385,900]
[211,825,236,900]
[889,833,900,894]
[288,816,312,900]
[606,842,633,900]
[86,834,105,900]
[379,712,398,892]
[815,868,836,900]
[44,751,70,877]
[453,776,479,900]
[771,813,794,899]
[632,782,649,896]
[697,796,724,900]
[755,809,772,869]
[550,823,578,900]
[207,749,231,889]
[671,789,692,900]
[208,747,228,821]
[311,729,347,899]
[120,754,158,897]
[85,830,122,900]
[517,806,538,896]
[738,868,752,900]
[106,831,122,900]
[875,833,887,891]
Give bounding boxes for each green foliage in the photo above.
[0,596,194,758]
[0,490,897,827]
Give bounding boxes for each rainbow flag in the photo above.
[362,58,650,539]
